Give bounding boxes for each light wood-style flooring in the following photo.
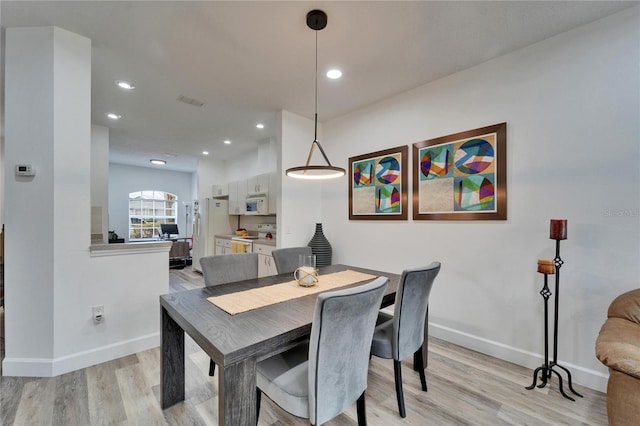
[0,267,608,425]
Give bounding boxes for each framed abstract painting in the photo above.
[412,123,507,220]
[349,145,408,220]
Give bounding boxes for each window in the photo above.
[129,190,177,240]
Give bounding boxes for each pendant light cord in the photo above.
[314,29,318,142]
[311,23,335,167]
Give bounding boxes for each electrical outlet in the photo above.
[92,305,105,323]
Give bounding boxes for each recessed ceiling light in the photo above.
[106,112,122,120]
[163,153,178,158]
[115,80,135,90]
[150,159,166,165]
[202,151,209,155]
[224,140,232,145]
[326,69,342,79]
[256,123,265,129]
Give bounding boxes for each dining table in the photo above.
[160,263,429,425]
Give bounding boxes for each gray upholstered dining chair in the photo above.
[256,276,389,426]
[370,262,441,418]
[271,246,313,274]
[199,253,259,376]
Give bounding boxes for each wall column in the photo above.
[3,26,91,375]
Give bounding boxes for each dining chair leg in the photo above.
[356,391,367,426]
[209,359,216,376]
[414,348,428,392]
[393,360,406,418]
[256,388,262,425]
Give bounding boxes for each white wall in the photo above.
[225,137,277,183]
[91,125,109,242]
[316,7,640,391]
[3,27,170,377]
[196,138,277,200]
[278,110,324,247]
[109,163,195,241]
[50,247,169,376]
[4,26,59,368]
[196,155,226,200]
[0,8,4,229]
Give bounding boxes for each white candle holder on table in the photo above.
[294,254,319,287]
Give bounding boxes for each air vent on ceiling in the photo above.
[177,94,205,107]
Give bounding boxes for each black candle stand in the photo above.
[526,239,583,401]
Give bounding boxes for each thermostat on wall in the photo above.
[15,164,36,176]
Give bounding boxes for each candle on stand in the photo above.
[527,221,582,400]
[537,259,556,274]
[295,254,318,286]
[295,266,318,286]
[550,219,567,240]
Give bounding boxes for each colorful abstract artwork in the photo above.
[412,123,507,220]
[349,146,408,220]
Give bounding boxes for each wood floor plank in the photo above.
[430,338,534,387]
[194,395,219,426]
[52,369,89,426]
[427,348,607,425]
[183,351,218,405]
[169,267,205,293]
[428,352,562,422]
[12,377,57,426]
[150,345,217,410]
[161,399,209,426]
[423,370,513,425]
[0,376,38,426]
[86,360,128,425]
[115,363,168,425]
[136,347,161,388]
[496,402,569,426]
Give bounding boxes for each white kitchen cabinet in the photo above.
[212,183,228,198]
[215,237,232,255]
[228,180,248,215]
[228,174,277,216]
[255,243,277,277]
[247,173,270,196]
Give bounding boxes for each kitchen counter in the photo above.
[215,234,276,247]
[89,240,172,257]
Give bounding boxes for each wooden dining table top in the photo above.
[159,264,401,367]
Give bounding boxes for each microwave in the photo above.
[245,196,267,215]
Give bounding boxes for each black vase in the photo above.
[308,223,332,267]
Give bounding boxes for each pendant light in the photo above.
[286,10,346,180]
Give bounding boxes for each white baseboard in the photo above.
[3,323,610,392]
[429,322,609,393]
[2,333,159,377]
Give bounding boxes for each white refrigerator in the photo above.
[192,198,234,273]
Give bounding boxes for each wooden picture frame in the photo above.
[349,145,408,220]
[412,123,507,220]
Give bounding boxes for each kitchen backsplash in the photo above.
[237,214,276,233]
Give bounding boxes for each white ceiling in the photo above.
[2,1,637,172]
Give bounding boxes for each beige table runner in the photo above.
[208,270,377,315]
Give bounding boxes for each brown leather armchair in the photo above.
[596,288,640,425]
